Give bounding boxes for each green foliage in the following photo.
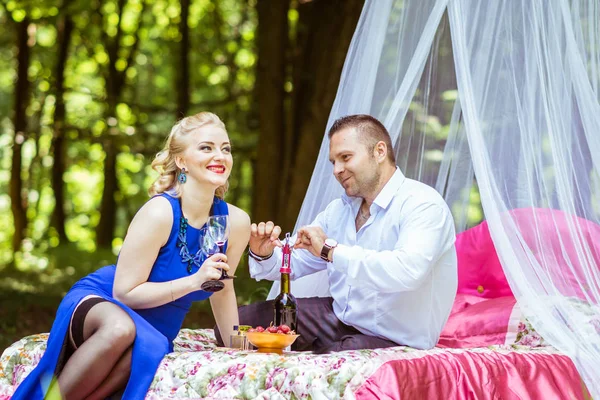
[0,0,262,347]
[0,0,258,262]
[0,0,484,349]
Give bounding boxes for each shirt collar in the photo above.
[373,167,405,209]
[341,167,406,210]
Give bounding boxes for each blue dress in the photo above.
[12,193,228,399]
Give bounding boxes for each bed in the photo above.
[0,324,588,400]
[1,291,594,400]
[1,212,596,399]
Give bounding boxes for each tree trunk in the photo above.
[176,0,190,118]
[10,17,31,253]
[27,94,48,231]
[51,5,74,243]
[252,0,290,224]
[95,0,145,248]
[95,65,122,249]
[281,0,364,231]
[96,130,119,248]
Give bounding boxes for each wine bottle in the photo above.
[274,233,298,333]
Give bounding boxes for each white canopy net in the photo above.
[268,0,600,395]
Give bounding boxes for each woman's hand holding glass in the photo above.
[199,221,231,292]
[207,215,234,280]
[194,252,229,291]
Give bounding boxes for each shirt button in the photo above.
[477,285,484,294]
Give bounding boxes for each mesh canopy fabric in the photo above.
[266,1,600,395]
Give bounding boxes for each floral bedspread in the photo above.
[0,328,589,399]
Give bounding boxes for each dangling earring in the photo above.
[178,167,187,184]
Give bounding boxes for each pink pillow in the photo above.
[509,208,600,299]
[437,294,518,348]
[455,222,513,298]
[446,207,600,348]
[438,294,546,348]
[456,208,600,300]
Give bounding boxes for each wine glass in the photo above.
[207,215,235,280]
[207,215,230,249]
[199,227,225,292]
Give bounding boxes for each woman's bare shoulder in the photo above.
[120,195,174,249]
[131,195,174,229]
[226,203,251,231]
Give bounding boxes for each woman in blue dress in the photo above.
[12,112,251,399]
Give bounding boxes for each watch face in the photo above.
[325,238,337,247]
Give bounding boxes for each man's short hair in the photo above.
[328,114,396,164]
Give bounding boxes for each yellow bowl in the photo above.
[245,331,300,354]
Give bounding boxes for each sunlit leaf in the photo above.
[94,52,109,65]
[38,80,50,92]
[441,89,458,102]
[116,58,127,71]
[234,48,255,68]
[31,7,42,20]
[12,9,26,22]
[116,103,135,124]
[136,53,148,65]
[107,13,120,28]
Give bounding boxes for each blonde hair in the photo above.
[149,112,229,199]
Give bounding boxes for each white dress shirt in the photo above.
[249,168,457,349]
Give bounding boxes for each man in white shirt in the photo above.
[218,114,457,351]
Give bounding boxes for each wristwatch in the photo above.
[320,238,338,262]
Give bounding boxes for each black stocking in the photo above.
[57,301,135,399]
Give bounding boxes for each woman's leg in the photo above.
[58,301,136,399]
[84,346,132,400]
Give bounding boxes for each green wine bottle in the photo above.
[274,233,297,333]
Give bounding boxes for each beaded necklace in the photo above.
[175,200,214,274]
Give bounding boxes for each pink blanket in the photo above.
[355,346,586,399]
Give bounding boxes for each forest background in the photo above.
[0,0,483,350]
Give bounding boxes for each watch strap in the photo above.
[320,240,337,261]
[320,245,330,261]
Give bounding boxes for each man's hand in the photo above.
[249,221,282,257]
[294,225,327,258]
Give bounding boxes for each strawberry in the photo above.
[279,325,291,334]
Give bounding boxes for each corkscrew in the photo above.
[281,232,292,273]
[282,232,296,249]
